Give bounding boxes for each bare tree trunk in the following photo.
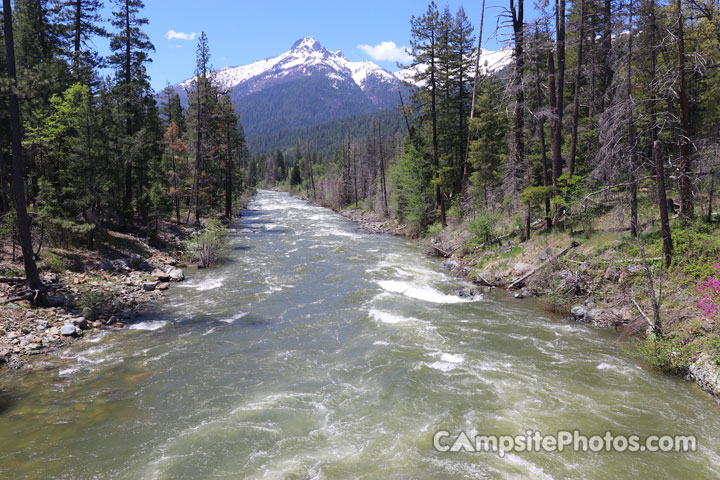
[461,0,486,196]
[0,131,9,213]
[568,0,585,175]
[377,121,389,216]
[3,0,43,294]
[676,0,694,220]
[534,28,552,232]
[511,0,525,202]
[708,171,714,223]
[225,123,233,218]
[627,0,638,237]
[548,51,561,219]
[429,25,445,226]
[654,140,673,267]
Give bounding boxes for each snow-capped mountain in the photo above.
[172,37,512,144]
[179,36,404,109]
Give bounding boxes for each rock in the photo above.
[158,283,169,291]
[25,343,42,351]
[7,332,19,340]
[92,321,102,329]
[60,324,76,336]
[514,292,524,299]
[570,306,587,321]
[115,258,132,271]
[72,317,89,330]
[101,259,115,271]
[31,337,42,344]
[627,263,643,274]
[444,260,460,270]
[106,316,118,326]
[41,273,58,283]
[152,268,171,282]
[513,262,533,276]
[143,281,159,292]
[538,247,555,262]
[456,286,484,298]
[689,354,720,399]
[167,267,184,282]
[587,308,604,322]
[35,320,48,331]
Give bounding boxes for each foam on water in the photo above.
[376,280,472,304]
[220,312,249,323]
[129,320,168,331]
[368,308,416,324]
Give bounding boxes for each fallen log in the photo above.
[1,292,33,304]
[0,276,25,284]
[507,241,580,290]
[430,244,453,257]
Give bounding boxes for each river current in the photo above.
[1,190,719,479]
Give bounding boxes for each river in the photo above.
[0,190,719,479]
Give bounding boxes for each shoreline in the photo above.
[0,229,188,372]
[333,204,720,403]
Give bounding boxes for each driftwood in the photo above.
[430,244,453,257]
[474,272,496,287]
[1,292,34,304]
[507,241,580,290]
[0,276,25,284]
[566,257,662,264]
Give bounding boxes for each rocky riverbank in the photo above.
[0,228,187,371]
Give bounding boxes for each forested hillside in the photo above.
[0,0,248,299]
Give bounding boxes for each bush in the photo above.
[76,291,108,320]
[42,253,66,273]
[426,221,443,239]
[184,218,230,268]
[469,212,499,244]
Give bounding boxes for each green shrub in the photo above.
[426,221,443,239]
[184,218,230,268]
[42,253,66,273]
[76,291,108,320]
[469,212,499,244]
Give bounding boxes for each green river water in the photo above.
[0,190,719,479]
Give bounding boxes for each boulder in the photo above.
[570,306,587,321]
[101,259,115,271]
[167,267,184,282]
[60,324,76,336]
[72,317,89,330]
[143,281,159,292]
[514,292,524,299]
[152,268,171,282]
[587,308,605,323]
[689,354,720,399]
[158,283,169,291]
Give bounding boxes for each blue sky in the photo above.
[98,0,514,91]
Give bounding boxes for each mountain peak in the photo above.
[291,36,323,52]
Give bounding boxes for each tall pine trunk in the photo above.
[568,0,585,175]
[511,0,524,203]
[534,29,552,232]
[225,123,233,218]
[3,0,43,293]
[627,0,638,237]
[676,0,694,220]
[655,140,673,266]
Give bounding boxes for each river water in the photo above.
[1,190,719,479]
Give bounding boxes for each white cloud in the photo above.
[357,41,411,63]
[165,30,196,41]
